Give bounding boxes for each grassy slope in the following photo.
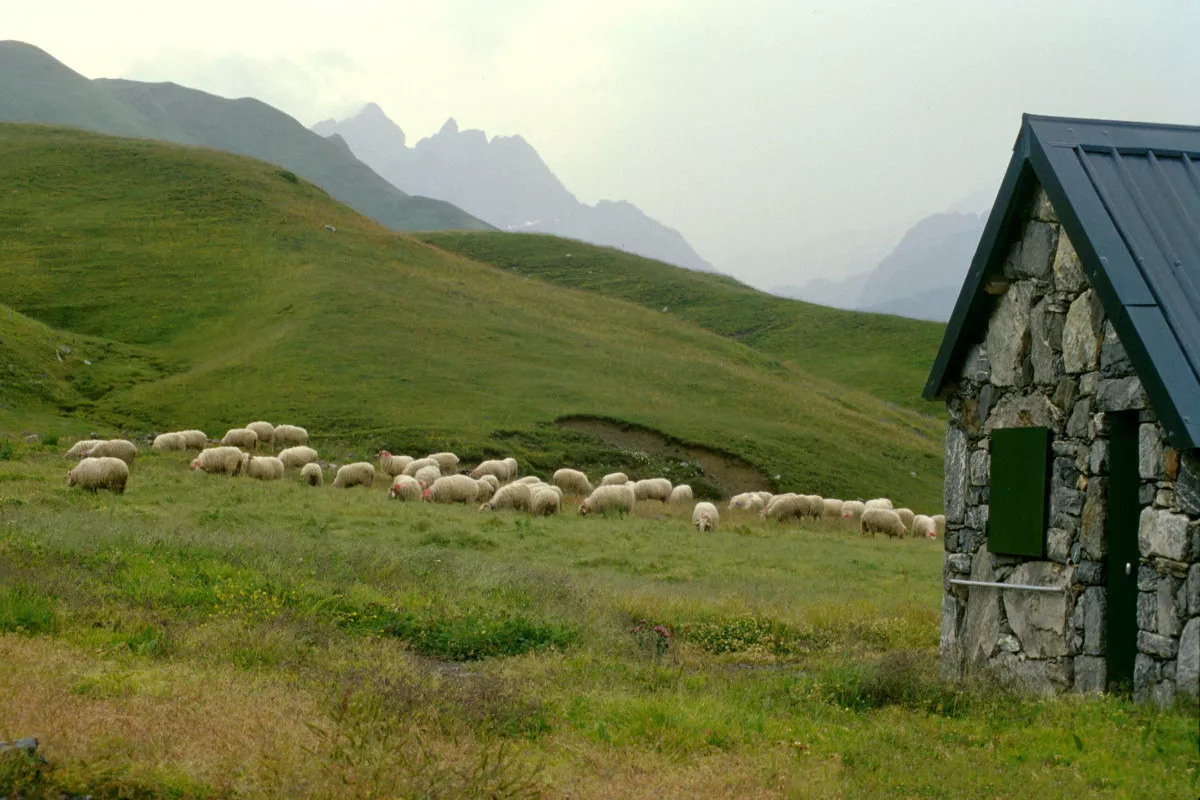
[0,124,943,508]
[0,449,1194,798]
[419,231,945,413]
[0,40,489,233]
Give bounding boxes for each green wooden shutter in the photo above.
[988,426,1050,557]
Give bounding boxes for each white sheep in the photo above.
[502,457,519,480]
[278,446,319,469]
[475,478,496,502]
[152,433,187,453]
[894,507,916,534]
[377,451,413,477]
[333,462,375,489]
[840,500,866,523]
[413,464,441,488]
[67,457,129,494]
[478,473,500,491]
[388,475,422,501]
[861,508,906,538]
[754,491,773,504]
[865,498,894,510]
[762,493,808,522]
[912,514,937,539]
[422,474,479,504]
[221,428,258,449]
[933,514,946,535]
[427,452,460,474]
[179,430,208,450]
[729,492,767,513]
[530,486,562,516]
[246,421,274,450]
[64,440,94,459]
[801,495,825,519]
[82,439,137,465]
[600,472,629,486]
[634,478,672,503]
[669,484,693,504]
[273,424,309,448]
[245,455,285,481]
[480,481,532,512]
[692,501,719,532]
[300,463,323,486]
[578,484,635,516]
[514,475,543,486]
[191,446,245,476]
[822,498,845,519]
[552,468,593,497]
[471,459,510,481]
[402,457,439,477]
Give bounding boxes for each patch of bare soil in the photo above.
[555,415,773,495]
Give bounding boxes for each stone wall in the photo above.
[940,184,1200,704]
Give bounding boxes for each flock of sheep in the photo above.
[62,421,943,539]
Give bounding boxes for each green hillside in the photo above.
[0,124,944,508]
[419,232,945,412]
[0,40,490,232]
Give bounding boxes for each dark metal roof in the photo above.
[925,114,1200,451]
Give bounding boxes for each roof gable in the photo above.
[925,114,1200,451]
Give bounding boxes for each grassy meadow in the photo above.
[0,445,1197,798]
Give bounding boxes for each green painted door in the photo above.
[1106,412,1140,692]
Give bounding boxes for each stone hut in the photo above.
[925,115,1200,704]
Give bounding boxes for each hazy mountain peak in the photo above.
[439,117,459,136]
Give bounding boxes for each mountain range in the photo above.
[312,104,715,272]
[772,210,986,322]
[0,40,489,232]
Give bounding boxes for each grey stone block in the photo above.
[985,282,1035,386]
[945,425,968,524]
[1138,565,1158,592]
[984,392,1065,434]
[1139,507,1191,561]
[1157,577,1182,637]
[1089,438,1108,476]
[1074,655,1106,693]
[1139,483,1157,506]
[1188,564,1200,616]
[1063,290,1103,373]
[947,553,972,574]
[1004,562,1071,658]
[1152,679,1176,708]
[1177,617,1199,699]
[1176,453,1200,516]
[970,449,989,487]
[1138,630,1178,659]
[1067,397,1093,439]
[1096,376,1149,412]
[1047,528,1071,564]
[1083,587,1106,655]
[1138,591,1157,631]
[1100,321,1134,378]
[1075,561,1104,585]
[1134,653,1161,700]
[1140,424,1164,481]
[1053,232,1087,293]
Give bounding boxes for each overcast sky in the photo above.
[5,1,1199,287]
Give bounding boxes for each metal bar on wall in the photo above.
[948,579,1065,593]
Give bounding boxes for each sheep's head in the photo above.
[696,513,712,532]
[578,499,590,516]
[66,469,77,486]
[191,459,201,470]
[421,487,432,501]
[378,450,390,459]
[926,530,937,540]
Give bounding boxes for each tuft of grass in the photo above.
[0,585,58,635]
[379,610,575,662]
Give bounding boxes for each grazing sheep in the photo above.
[600,472,629,487]
[478,473,500,491]
[933,514,946,535]
[388,474,422,501]
[475,478,495,502]
[413,464,441,488]
[427,452,460,474]
[245,455,285,481]
[85,439,138,465]
[822,498,845,519]
[300,463,323,486]
[515,475,544,486]
[191,446,245,476]
[152,433,187,453]
[64,440,94,459]
[578,484,635,516]
[502,457,519,481]
[840,500,866,523]
[278,446,319,469]
[634,478,672,503]
[402,457,439,477]
[861,508,906,538]
[894,507,916,533]
[762,493,808,522]
[422,474,480,504]
[378,451,413,477]
[729,492,767,513]
[221,428,258,449]
[471,459,509,481]
[912,514,937,539]
[273,424,309,448]
[179,430,208,450]
[669,484,694,504]
[754,491,773,504]
[692,501,719,532]
[530,486,562,516]
[553,468,593,497]
[480,481,533,512]
[801,495,825,519]
[333,462,375,489]
[67,456,129,494]
[865,498,894,510]
[246,421,274,450]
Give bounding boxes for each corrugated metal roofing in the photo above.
[925,114,1200,451]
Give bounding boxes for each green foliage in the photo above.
[379,610,576,661]
[0,585,58,635]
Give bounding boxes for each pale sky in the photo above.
[5,1,1199,287]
